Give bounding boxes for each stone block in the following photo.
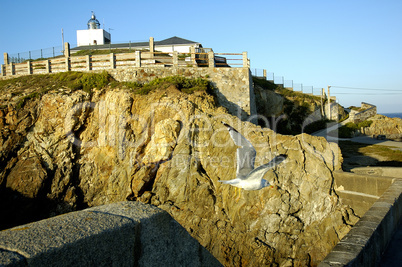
[87,201,221,267]
[0,209,137,266]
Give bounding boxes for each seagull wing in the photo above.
[223,123,256,178]
[245,154,287,181]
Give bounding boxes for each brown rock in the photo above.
[0,85,358,266]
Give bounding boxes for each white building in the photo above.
[76,12,111,46]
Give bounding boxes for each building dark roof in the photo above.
[71,36,199,51]
[155,36,198,46]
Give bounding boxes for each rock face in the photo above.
[360,114,402,141]
[0,85,357,266]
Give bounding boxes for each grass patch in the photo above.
[1,73,211,110]
[359,145,402,162]
[126,75,210,95]
[1,71,114,109]
[338,140,402,168]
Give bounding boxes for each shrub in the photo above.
[131,76,210,95]
[73,71,112,93]
[357,120,373,128]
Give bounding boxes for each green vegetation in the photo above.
[252,77,277,91]
[328,120,373,138]
[338,141,402,168]
[0,72,211,109]
[120,75,211,95]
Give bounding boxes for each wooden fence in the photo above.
[1,50,249,77]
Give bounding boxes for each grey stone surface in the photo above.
[88,201,221,267]
[0,249,25,266]
[0,209,137,266]
[0,201,221,267]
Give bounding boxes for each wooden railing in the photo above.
[1,50,249,77]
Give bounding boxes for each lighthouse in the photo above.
[76,12,111,46]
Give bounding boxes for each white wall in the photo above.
[156,45,193,53]
[77,29,111,46]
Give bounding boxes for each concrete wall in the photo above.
[0,201,221,267]
[333,170,395,217]
[320,178,402,267]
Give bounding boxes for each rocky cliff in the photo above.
[360,114,402,141]
[0,76,358,266]
[253,79,347,135]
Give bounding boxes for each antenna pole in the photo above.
[61,28,64,54]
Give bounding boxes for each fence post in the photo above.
[46,60,50,73]
[149,37,154,59]
[65,57,70,72]
[4,53,9,65]
[86,55,91,71]
[10,62,15,75]
[242,52,249,68]
[208,51,214,68]
[64,42,70,58]
[263,69,267,79]
[135,51,141,67]
[173,51,178,67]
[190,47,196,67]
[110,53,115,69]
[27,60,32,75]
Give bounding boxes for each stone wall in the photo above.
[349,102,377,123]
[0,201,221,266]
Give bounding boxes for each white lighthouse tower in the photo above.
[77,12,111,46]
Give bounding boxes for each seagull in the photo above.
[219,122,287,194]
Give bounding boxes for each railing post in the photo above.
[4,53,9,65]
[173,51,178,67]
[242,52,249,68]
[27,60,32,75]
[64,42,70,58]
[10,63,15,75]
[208,51,214,68]
[110,53,115,69]
[86,55,91,71]
[135,51,141,67]
[46,60,50,73]
[65,57,70,71]
[190,47,196,67]
[149,37,154,59]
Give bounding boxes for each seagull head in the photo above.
[261,179,271,188]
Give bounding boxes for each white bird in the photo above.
[219,122,287,192]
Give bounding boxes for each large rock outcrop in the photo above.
[360,114,402,141]
[0,84,357,266]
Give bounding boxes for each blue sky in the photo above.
[1,0,401,113]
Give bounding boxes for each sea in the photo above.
[381,113,402,119]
